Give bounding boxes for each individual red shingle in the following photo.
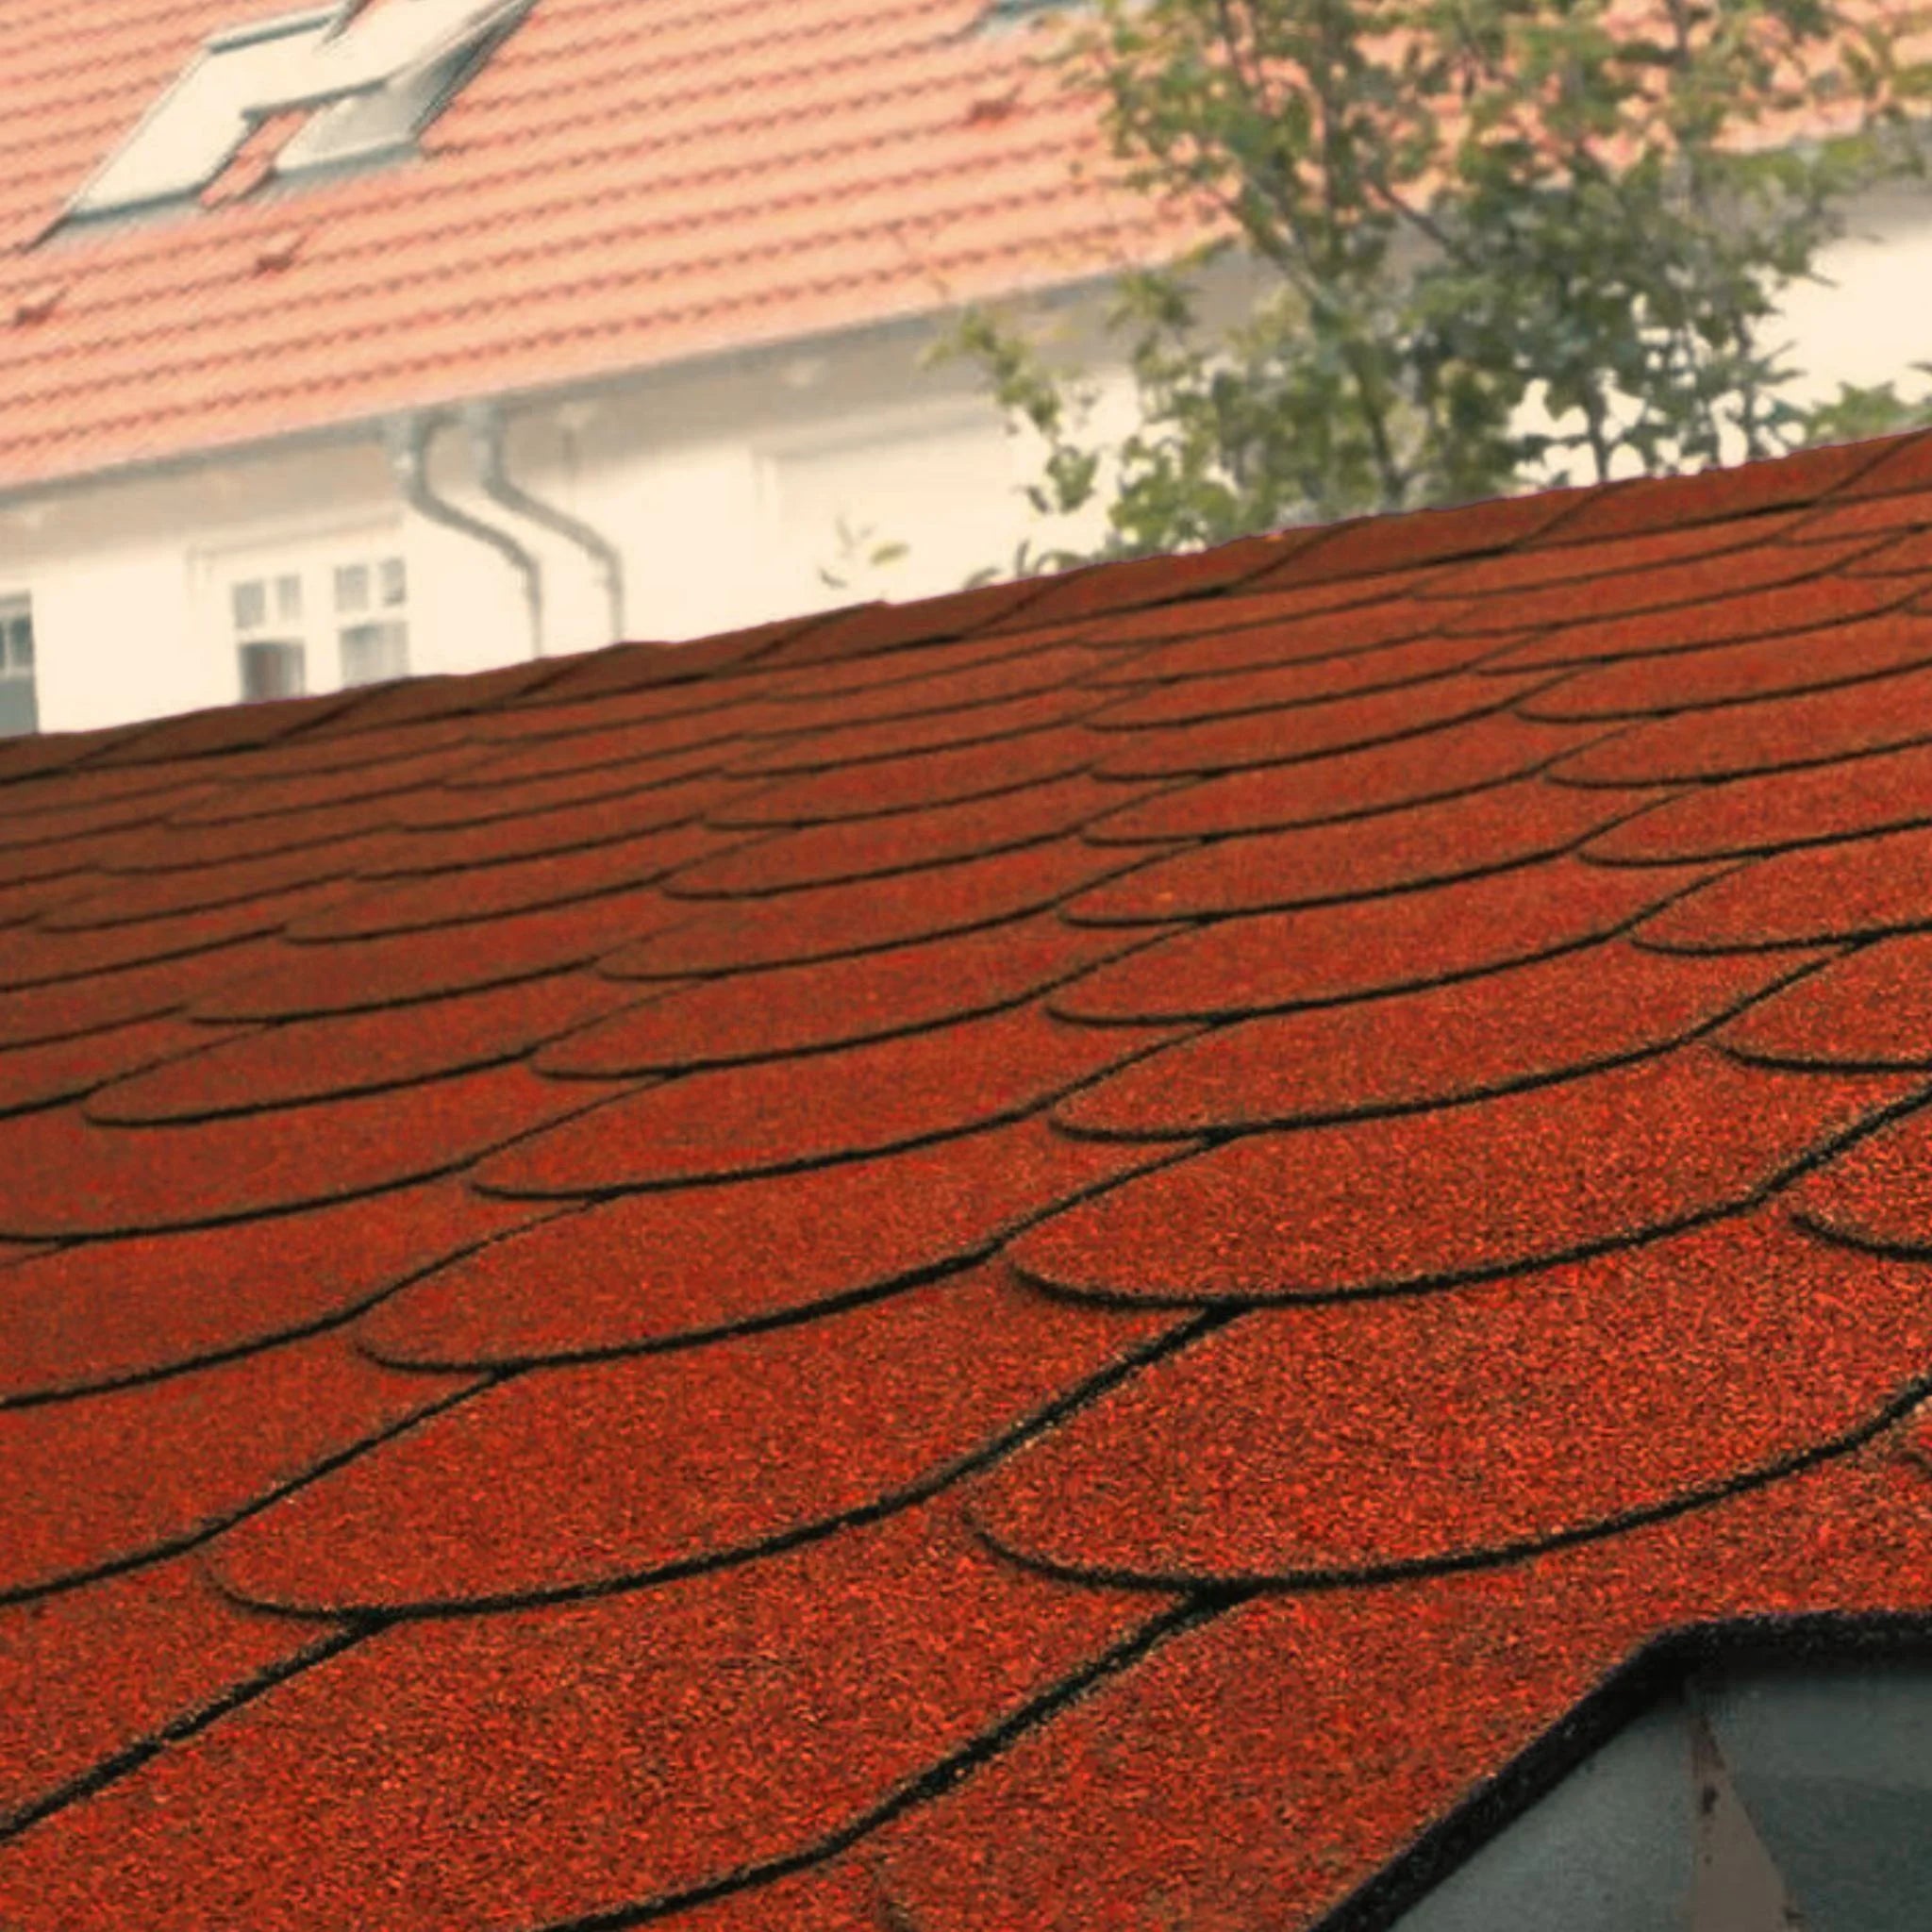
[754,581,1054,667]
[1793,482,1932,542]
[1053,855,1718,1021]
[604,841,1159,976]
[0,1500,1170,1932]
[474,1006,1182,1193]
[468,667,801,745]
[745,641,1108,737]
[1009,1048,1918,1300]
[0,1334,475,1595]
[1075,566,1452,671]
[1091,669,1553,778]
[1081,589,1476,684]
[541,911,1157,1073]
[1082,627,1513,728]
[973,1208,1932,1580]
[0,934,287,1052]
[1639,824,1932,950]
[1523,608,1932,718]
[1787,1100,1932,1250]
[190,885,695,1018]
[0,1064,615,1238]
[1847,525,1932,574]
[86,974,640,1121]
[402,735,731,814]
[0,877,357,992]
[1514,437,1890,542]
[0,1177,555,1399]
[163,740,488,822]
[1067,777,1655,922]
[0,1555,340,1834]
[709,720,1107,824]
[1550,658,1932,785]
[362,1116,1189,1366]
[33,828,404,929]
[285,821,740,937]
[312,658,569,730]
[213,1261,1187,1612]
[375,768,753,862]
[1056,941,1820,1133]
[1588,740,1932,864]
[1484,560,1907,669]
[1419,508,1806,597]
[980,527,1324,629]
[1718,933,1932,1068]
[726,682,1108,774]
[1087,711,1605,841]
[0,776,219,852]
[1244,484,1585,586]
[81,692,364,766]
[0,1011,257,1119]
[664,774,1124,896]
[0,870,104,932]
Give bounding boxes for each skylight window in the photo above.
[67,8,341,218]
[59,0,533,225]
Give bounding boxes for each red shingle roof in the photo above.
[9,432,1932,1927]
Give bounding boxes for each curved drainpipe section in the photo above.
[380,410,544,658]
[461,399,626,646]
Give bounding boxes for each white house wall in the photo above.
[1,174,1930,737]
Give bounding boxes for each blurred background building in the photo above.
[2,0,1930,737]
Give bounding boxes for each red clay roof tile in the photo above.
[15,428,1932,1929]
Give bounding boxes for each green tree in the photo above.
[846,0,1932,591]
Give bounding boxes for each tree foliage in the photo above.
[847,0,1932,589]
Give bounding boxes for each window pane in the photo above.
[334,562,369,613]
[239,639,305,702]
[275,573,304,621]
[0,675,37,738]
[3,613,31,673]
[340,620,408,687]
[379,556,407,607]
[231,579,266,630]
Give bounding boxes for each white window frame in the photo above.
[197,524,411,703]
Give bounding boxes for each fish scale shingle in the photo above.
[10,429,1932,1928]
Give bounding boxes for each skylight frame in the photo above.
[55,0,535,228]
[62,6,348,223]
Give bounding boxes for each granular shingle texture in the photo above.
[12,429,1932,1928]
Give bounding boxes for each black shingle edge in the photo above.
[0,1191,582,1410]
[1310,1609,1932,1932]
[1044,852,1743,1025]
[208,1299,1241,1626]
[0,1619,369,1844]
[1045,942,1840,1141]
[1008,1059,1932,1313]
[959,1356,1932,1597]
[521,1570,1260,1931]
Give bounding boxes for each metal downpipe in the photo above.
[461,398,626,646]
[380,410,544,658]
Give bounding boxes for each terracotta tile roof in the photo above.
[0,0,1219,492]
[3,0,1926,495]
[10,431,1932,1925]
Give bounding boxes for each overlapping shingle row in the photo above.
[8,429,1932,1928]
